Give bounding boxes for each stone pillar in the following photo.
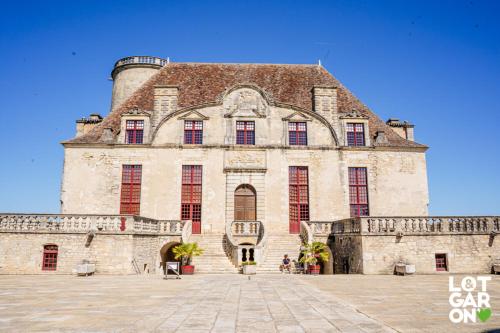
[151,85,178,131]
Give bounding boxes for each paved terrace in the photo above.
[0,274,498,333]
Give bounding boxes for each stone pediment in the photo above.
[282,111,312,122]
[339,109,368,120]
[122,107,152,117]
[177,110,209,121]
[223,87,269,118]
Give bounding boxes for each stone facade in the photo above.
[1,56,497,275]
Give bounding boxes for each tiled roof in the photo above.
[68,62,425,148]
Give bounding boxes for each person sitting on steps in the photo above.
[280,254,291,273]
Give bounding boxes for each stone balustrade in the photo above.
[114,56,168,69]
[0,214,183,235]
[231,221,262,236]
[306,216,500,237]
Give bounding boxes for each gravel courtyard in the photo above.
[0,274,498,332]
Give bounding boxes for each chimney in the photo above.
[375,131,388,145]
[386,118,415,141]
[313,86,340,136]
[151,85,178,129]
[75,114,103,137]
[100,127,114,143]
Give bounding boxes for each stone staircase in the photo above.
[189,234,239,274]
[257,233,303,273]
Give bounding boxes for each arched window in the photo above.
[234,185,256,221]
[42,244,58,271]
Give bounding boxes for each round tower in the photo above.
[110,56,169,111]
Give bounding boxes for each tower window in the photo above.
[42,244,58,271]
[120,165,142,215]
[125,120,144,144]
[288,122,307,146]
[184,120,203,144]
[346,123,365,146]
[349,167,369,217]
[236,121,255,145]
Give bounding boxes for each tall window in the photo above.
[120,165,142,215]
[288,122,307,146]
[125,120,144,144]
[346,123,365,146]
[181,165,202,234]
[236,121,255,145]
[349,167,369,217]
[42,244,58,271]
[289,166,309,234]
[184,120,203,144]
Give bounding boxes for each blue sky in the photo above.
[0,0,499,215]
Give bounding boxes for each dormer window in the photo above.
[288,122,307,146]
[184,120,203,144]
[125,120,144,144]
[346,123,365,146]
[236,121,255,145]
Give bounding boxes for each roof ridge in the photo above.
[167,62,319,66]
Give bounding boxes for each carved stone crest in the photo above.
[223,88,269,118]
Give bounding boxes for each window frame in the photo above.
[236,121,255,145]
[435,253,448,271]
[348,167,369,217]
[183,120,203,144]
[42,244,58,271]
[125,120,144,144]
[181,165,203,234]
[119,165,142,215]
[288,122,308,146]
[289,166,310,233]
[346,123,365,147]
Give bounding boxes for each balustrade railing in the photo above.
[231,221,261,236]
[306,216,499,237]
[0,214,183,235]
[114,56,168,69]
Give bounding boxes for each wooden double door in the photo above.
[234,185,256,221]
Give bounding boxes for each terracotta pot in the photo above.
[181,265,195,275]
[308,265,320,275]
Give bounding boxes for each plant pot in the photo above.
[181,265,195,275]
[242,265,256,275]
[308,265,320,275]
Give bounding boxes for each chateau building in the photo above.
[0,56,498,275]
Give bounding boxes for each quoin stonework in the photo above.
[1,56,498,275]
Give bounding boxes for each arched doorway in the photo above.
[234,185,256,221]
[159,241,181,275]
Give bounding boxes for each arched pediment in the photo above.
[221,85,271,118]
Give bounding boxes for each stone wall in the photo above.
[361,234,499,274]
[0,231,180,275]
[331,235,363,274]
[62,98,429,234]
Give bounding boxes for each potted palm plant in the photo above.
[172,242,204,275]
[299,241,329,275]
[241,261,257,275]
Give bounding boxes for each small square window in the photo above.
[236,121,255,145]
[125,120,144,144]
[435,253,448,271]
[346,123,365,146]
[184,121,203,144]
[288,122,307,146]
